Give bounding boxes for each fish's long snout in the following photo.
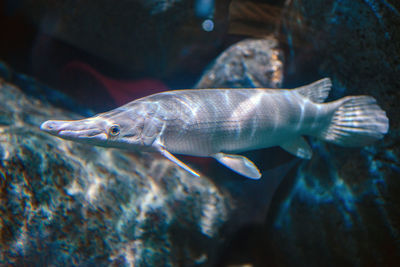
[40,119,107,141]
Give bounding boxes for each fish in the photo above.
[40,78,389,179]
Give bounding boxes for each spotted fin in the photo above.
[295,78,332,103]
[212,152,261,179]
[280,137,312,159]
[156,145,200,177]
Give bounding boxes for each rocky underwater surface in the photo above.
[0,39,288,265]
[0,0,400,266]
[0,63,232,266]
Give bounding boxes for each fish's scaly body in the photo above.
[142,89,318,156]
[40,78,389,179]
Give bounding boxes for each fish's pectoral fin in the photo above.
[212,152,261,179]
[280,137,312,159]
[155,144,200,177]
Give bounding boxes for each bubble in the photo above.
[202,19,214,32]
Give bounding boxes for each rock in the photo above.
[195,37,284,89]
[0,31,289,265]
[0,75,231,266]
[245,1,400,266]
[199,1,400,265]
[4,1,399,265]
[265,144,400,266]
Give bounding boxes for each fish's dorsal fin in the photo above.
[155,144,200,177]
[295,78,332,103]
[280,137,312,159]
[212,152,261,179]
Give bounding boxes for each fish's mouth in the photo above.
[57,129,107,140]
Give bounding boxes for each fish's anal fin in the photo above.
[212,152,261,179]
[155,145,200,177]
[280,137,312,159]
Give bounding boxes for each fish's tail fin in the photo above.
[320,96,389,146]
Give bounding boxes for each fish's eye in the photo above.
[109,125,120,136]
